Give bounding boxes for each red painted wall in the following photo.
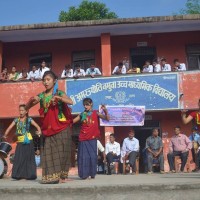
[3,37,102,76]
[0,80,65,118]
[111,31,200,68]
[3,31,200,75]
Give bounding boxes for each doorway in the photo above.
[130,47,156,69]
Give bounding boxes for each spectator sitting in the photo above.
[161,58,171,72]
[189,126,200,169]
[123,57,130,70]
[146,128,165,174]
[61,64,73,79]
[152,59,161,73]
[167,126,192,173]
[85,64,101,78]
[8,66,20,81]
[97,140,106,174]
[122,129,139,174]
[194,138,200,172]
[127,63,140,74]
[73,64,85,78]
[38,60,50,79]
[105,134,120,175]
[173,59,186,71]
[112,62,126,75]
[35,149,41,167]
[142,60,153,73]
[27,65,40,81]
[18,68,29,81]
[0,67,9,81]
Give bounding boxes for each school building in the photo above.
[0,14,200,172]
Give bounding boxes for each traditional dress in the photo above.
[38,90,72,184]
[78,110,100,179]
[12,117,37,180]
[189,111,200,131]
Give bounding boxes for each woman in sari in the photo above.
[73,98,109,179]
[25,71,73,184]
[4,104,41,180]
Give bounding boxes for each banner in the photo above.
[99,105,145,126]
[66,73,179,113]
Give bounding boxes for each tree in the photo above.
[180,0,200,14]
[59,0,118,22]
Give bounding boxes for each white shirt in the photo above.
[161,64,171,72]
[86,68,101,75]
[27,70,40,79]
[122,137,139,154]
[18,73,29,79]
[142,65,153,73]
[38,67,50,79]
[112,65,126,74]
[177,63,186,71]
[97,140,105,155]
[153,64,161,72]
[105,141,120,156]
[73,69,85,77]
[61,69,73,78]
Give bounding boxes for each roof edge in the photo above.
[1,14,200,31]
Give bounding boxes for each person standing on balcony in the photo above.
[85,64,101,78]
[61,64,73,79]
[38,60,50,79]
[112,62,126,75]
[25,71,73,184]
[28,65,40,80]
[73,98,109,179]
[3,104,41,180]
[161,58,172,72]
[0,67,9,81]
[142,60,153,73]
[173,59,186,71]
[73,64,85,78]
[8,66,20,81]
[152,59,161,73]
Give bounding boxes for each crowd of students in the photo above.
[0,61,50,82]
[0,57,188,83]
[112,58,186,75]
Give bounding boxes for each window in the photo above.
[186,45,200,70]
[72,50,95,71]
[29,53,52,69]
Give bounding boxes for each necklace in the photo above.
[43,92,52,112]
[16,118,26,135]
[81,110,93,124]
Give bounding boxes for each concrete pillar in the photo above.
[104,126,114,145]
[101,33,111,76]
[0,41,3,72]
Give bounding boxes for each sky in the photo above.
[0,0,188,26]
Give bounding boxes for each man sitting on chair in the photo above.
[167,126,192,173]
[122,129,139,174]
[146,128,165,174]
[105,134,120,175]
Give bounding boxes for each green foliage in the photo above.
[180,0,200,14]
[59,0,118,22]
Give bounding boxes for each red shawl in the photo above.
[39,103,73,137]
[79,110,100,141]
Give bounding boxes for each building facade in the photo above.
[0,15,200,171]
